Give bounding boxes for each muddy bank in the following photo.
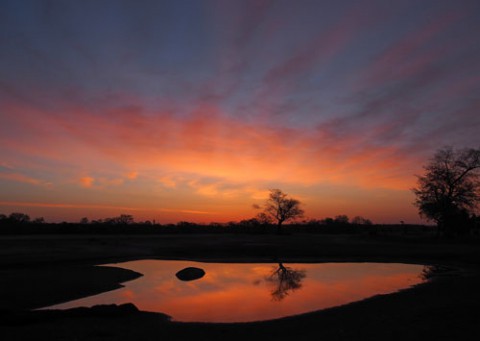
[0,265,141,311]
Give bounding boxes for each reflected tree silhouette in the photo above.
[266,263,306,301]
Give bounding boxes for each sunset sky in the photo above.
[1,0,479,224]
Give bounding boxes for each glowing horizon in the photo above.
[1,0,479,224]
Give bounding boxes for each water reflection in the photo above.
[43,260,429,323]
[266,263,306,301]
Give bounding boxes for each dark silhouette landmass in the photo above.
[4,212,478,237]
[1,232,479,340]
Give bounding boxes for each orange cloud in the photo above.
[126,171,138,180]
[157,175,176,188]
[80,176,95,188]
[1,99,422,192]
[0,97,426,223]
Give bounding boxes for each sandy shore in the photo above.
[1,233,479,340]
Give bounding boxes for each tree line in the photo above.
[0,210,380,235]
[1,145,478,237]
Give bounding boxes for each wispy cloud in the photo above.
[1,1,479,223]
[0,172,51,187]
[0,201,214,215]
[0,96,433,191]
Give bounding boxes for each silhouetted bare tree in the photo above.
[265,263,306,301]
[334,215,349,224]
[351,216,373,225]
[8,212,30,224]
[259,189,304,234]
[32,217,45,224]
[412,146,480,235]
[105,214,134,225]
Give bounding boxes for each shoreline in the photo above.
[1,233,480,340]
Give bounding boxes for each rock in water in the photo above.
[175,267,205,281]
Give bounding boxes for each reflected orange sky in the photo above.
[44,260,428,322]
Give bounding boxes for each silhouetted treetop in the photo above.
[412,146,480,235]
[7,212,30,224]
[258,189,304,234]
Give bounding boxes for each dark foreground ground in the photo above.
[1,233,480,340]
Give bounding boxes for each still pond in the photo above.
[44,260,429,322]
